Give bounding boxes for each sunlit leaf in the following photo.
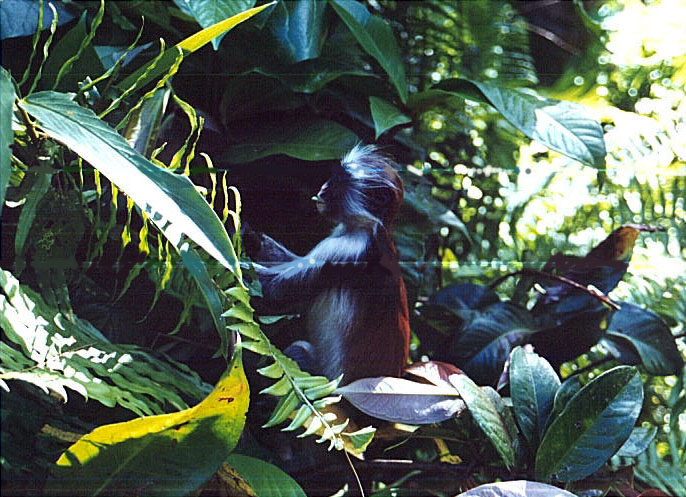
[0,269,209,415]
[116,2,274,92]
[457,480,577,497]
[173,0,258,50]
[433,78,606,168]
[46,343,249,497]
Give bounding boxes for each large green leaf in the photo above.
[255,55,374,94]
[0,66,14,220]
[369,96,411,138]
[21,91,241,278]
[265,0,327,63]
[226,454,306,497]
[329,0,408,103]
[450,302,537,385]
[46,343,249,497]
[116,2,274,92]
[603,302,683,376]
[535,366,643,481]
[450,374,516,469]
[433,79,606,168]
[173,0,257,50]
[509,346,560,449]
[223,117,358,163]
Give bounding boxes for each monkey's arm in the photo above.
[254,233,299,264]
[255,230,370,306]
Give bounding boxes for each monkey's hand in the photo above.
[241,224,299,265]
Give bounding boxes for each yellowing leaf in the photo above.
[47,343,249,497]
[116,2,275,93]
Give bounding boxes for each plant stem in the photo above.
[489,269,621,311]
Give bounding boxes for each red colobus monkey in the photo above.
[250,145,410,383]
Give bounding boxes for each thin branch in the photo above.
[522,21,581,55]
[489,269,621,311]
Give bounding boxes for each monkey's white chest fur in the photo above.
[307,287,360,380]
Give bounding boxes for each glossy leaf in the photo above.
[226,454,306,497]
[615,426,657,458]
[369,96,411,138]
[434,78,606,168]
[47,344,249,497]
[0,269,209,415]
[509,346,560,448]
[0,66,14,220]
[21,92,241,279]
[450,302,537,386]
[550,375,583,421]
[603,302,683,375]
[116,2,274,92]
[223,118,358,163]
[535,366,643,481]
[265,0,327,63]
[0,0,74,39]
[337,376,465,424]
[450,374,516,469]
[429,283,501,311]
[530,225,656,366]
[457,480,577,497]
[173,0,257,50]
[330,0,408,102]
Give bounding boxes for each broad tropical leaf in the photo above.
[46,343,249,497]
[535,366,643,481]
[20,91,241,279]
[509,347,560,448]
[450,374,516,469]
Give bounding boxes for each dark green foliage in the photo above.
[1,0,683,495]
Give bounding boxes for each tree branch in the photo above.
[489,269,621,311]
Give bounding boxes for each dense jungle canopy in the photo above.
[1,1,684,496]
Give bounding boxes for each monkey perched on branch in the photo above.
[248,145,410,383]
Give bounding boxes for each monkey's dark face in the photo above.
[312,181,330,216]
[311,174,350,222]
[312,162,403,228]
